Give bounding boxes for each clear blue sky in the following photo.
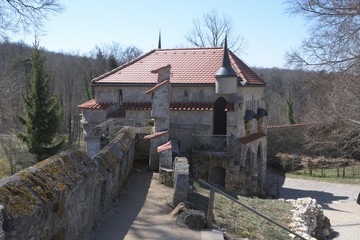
[10,0,309,68]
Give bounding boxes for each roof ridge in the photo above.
[92,49,157,83]
[154,46,222,51]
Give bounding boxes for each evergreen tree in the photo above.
[16,42,65,161]
[286,90,296,125]
[107,54,118,71]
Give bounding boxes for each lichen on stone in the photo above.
[0,181,40,217]
[98,150,117,170]
[18,170,57,203]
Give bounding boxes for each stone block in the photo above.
[183,209,206,229]
[149,134,169,171]
[173,157,189,206]
[159,149,172,169]
[159,168,173,187]
[85,136,101,158]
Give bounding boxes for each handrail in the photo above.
[198,179,306,240]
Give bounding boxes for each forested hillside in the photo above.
[0,41,142,145]
[254,67,317,126]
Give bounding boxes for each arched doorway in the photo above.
[213,97,227,135]
[209,166,226,187]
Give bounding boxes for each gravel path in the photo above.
[92,165,223,240]
[280,177,360,240]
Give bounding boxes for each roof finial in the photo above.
[215,35,237,77]
[158,30,161,49]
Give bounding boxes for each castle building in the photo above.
[78,39,268,195]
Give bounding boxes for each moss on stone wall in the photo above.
[18,170,57,204]
[98,150,117,170]
[0,128,136,239]
[0,181,40,216]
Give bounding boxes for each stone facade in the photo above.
[0,127,135,240]
[78,46,268,196]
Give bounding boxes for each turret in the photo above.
[215,36,237,94]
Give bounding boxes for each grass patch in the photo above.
[286,166,360,185]
[0,157,11,179]
[188,180,293,240]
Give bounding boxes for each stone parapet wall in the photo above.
[0,127,135,240]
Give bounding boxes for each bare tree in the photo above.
[0,132,35,175]
[285,0,360,72]
[185,10,245,53]
[286,0,360,160]
[0,0,63,37]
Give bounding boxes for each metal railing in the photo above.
[198,179,306,240]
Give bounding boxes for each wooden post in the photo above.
[207,188,215,228]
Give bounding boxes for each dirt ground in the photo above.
[91,164,221,240]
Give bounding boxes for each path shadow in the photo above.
[279,187,349,210]
[92,165,153,240]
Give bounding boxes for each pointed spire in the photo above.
[215,36,237,77]
[158,30,161,49]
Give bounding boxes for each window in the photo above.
[119,89,123,107]
[245,120,252,136]
[184,89,188,101]
[257,118,263,132]
[199,90,204,101]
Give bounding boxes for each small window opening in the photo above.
[119,89,123,107]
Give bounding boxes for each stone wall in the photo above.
[286,197,332,240]
[0,127,135,240]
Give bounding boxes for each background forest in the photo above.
[0,40,143,175]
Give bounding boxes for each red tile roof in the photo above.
[123,102,152,110]
[78,100,235,112]
[169,101,234,111]
[238,132,266,144]
[92,47,266,86]
[157,141,172,154]
[77,99,113,110]
[144,130,169,140]
[170,102,214,111]
[145,80,170,94]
